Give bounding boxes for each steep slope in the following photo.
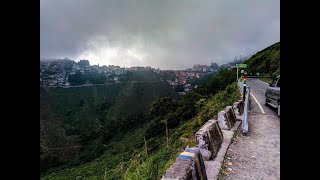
[41,68,239,179]
[244,42,280,78]
[40,74,178,174]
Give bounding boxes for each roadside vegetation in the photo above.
[40,77,178,175]
[41,68,240,179]
[244,42,280,79]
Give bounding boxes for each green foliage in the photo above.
[40,81,177,175]
[245,42,280,77]
[68,71,87,85]
[210,62,219,69]
[86,72,106,84]
[62,60,75,71]
[159,71,175,82]
[68,71,107,85]
[191,72,217,86]
[174,84,185,92]
[150,97,177,118]
[194,68,237,96]
[181,132,193,138]
[127,71,161,81]
[78,60,90,67]
[124,83,240,180]
[41,67,241,180]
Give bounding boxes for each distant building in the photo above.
[109,65,120,70]
[192,64,209,72]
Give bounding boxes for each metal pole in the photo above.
[242,86,250,135]
[242,84,246,102]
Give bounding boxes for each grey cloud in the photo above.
[41,0,279,69]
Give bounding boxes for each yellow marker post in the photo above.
[236,64,246,81]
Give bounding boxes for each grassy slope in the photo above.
[106,81,177,122]
[42,82,240,180]
[46,83,125,110]
[124,82,241,180]
[127,71,161,81]
[244,42,280,78]
[40,72,178,177]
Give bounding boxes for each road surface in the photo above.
[219,78,280,180]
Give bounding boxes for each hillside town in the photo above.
[40,59,222,94]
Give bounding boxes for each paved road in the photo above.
[219,78,280,180]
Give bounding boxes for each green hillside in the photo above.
[41,68,240,179]
[127,71,161,81]
[245,42,280,78]
[40,73,178,175]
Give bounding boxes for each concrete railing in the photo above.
[195,119,223,161]
[162,147,207,180]
[217,106,237,130]
[233,100,244,116]
[162,98,245,179]
[162,105,243,180]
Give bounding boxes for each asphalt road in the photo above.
[219,78,280,180]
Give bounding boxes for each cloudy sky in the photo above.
[40,0,279,70]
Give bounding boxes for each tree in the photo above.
[78,60,90,68]
[175,84,184,92]
[150,97,177,118]
[68,71,86,85]
[63,60,75,72]
[210,62,219,70]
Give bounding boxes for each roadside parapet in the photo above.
[218,106,237,130]
[233,101,244,117]
[162,147,207,180]
[238,100,244,114]
[195,119,223,161]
